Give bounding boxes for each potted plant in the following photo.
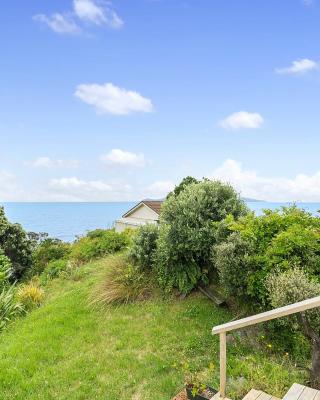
[179,362,217,400]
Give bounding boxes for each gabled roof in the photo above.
[122,200,163,218]
[143,200,163,214]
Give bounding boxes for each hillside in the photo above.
[0,257,305,400]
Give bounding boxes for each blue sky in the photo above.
[1,0,320,201]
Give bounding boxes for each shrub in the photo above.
[17,280,44,311]
[43,259,68,280]
[91,254,152,306]
[215,232,254,298]
[70,229,129,264]
[0,250,13,289]
[32,238,71,276]
[266,225,320,273]
[215,206,320,305]
[167,176,199,198]
[0,286,23,331]
[0,207,33,280]
[129,224,159,270]
[266,268,320,388]
[155,179,248,293]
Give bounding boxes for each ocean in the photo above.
[1,201,320,242]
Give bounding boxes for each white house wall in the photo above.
[115,203,159,232]
[126,204,159,221]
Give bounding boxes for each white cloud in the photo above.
[73,0,123,28]
[302,0,313,6]
[101,149,146,167]
[0,171,21,201]
[33,13,81,35]
[27,157,79,169]
[75,83,154,115]
[219,111,264,130]
[275,58,319,75]
[33,0,122,35]
[50,177,112,191]
[49,177,112,201]
[211,159,320,202]
[47,177,138,201]
[145,180,175,198]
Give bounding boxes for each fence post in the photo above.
[220,332,227,398]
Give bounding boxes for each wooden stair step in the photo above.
[243,389,280,400]
[283,384,320,400]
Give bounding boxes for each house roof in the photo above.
[122,200,163,218]
[143,200,163,214]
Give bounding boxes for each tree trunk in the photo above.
[311,340,320,389]
[297,313,320,389]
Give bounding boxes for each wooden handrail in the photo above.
[211,296,320,398]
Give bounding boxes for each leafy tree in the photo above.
[167,176,200,198]
[0,207,33,280]
[0,250,12,289]
[215,232,255,298]
[27,232,49,251]
[267,268,320,388]
[215,206,320,305]
[155,179,248,293]
[31,238,71,276]
[129,224,159,270]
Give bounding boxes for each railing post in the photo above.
[220,332,227,398]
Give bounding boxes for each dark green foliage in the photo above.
[129,224,159,270]
[43,259,68,280]
[215,206,320,306]
[27,232,49,251]
[167,176,200,198]
[0,250,12,289]
[31,238,71,276]
[266,268,320,387]
[0,207,33,280]
[215,232,254,298]
[70,229,129,264]
[155,180,248,293]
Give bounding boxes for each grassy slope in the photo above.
[0,258,306,400]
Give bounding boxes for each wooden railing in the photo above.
[212,296,320,399]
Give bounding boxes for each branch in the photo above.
[297,312,320,345]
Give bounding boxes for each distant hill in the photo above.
[242,197,264,202]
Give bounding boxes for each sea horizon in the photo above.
[1,200,320,242]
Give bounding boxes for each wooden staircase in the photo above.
[210,384,320,400]
[171,297,320,400]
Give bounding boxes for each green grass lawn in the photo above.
[0,257,307,400]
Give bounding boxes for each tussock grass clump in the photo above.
[91,254,153,306]
[17,279,44,310]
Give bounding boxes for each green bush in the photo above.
[0,286,23,331]
[129,224,159,270]
[31,238,71,276]
[167,176,199,198]
[266,225,320,273]
[215,232,254,298]
[0,250,13,289]
[215,206,320,305]
[0,207,33,280]
[266,268,320,388]
[155,179,248,294]
[43,259,68,280]
[70,229,129,264]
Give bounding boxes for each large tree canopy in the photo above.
[0,207,33,280]
[155,179,248,293]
